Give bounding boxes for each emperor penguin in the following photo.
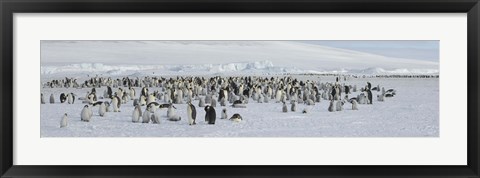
[132,104,142,123]
[142,108,151,123]
[211,98,217,107]
[377,94,385,102]
[112,96,120,112]
[187,102,197,125]
[87,92,96,104]
[367,90,373,104]
[150,110,161,124]
[81,105,92,122]
[336,100,344,111]
[198,97,206,107]
[220,97,226,107]
[139,95,147,106]
[60,93,67,103]
[302,107,310,114]
[275,89,282,102]
[167,105,181,121]
[129,87,136,99]
[291,101,297,112]
[328,100,336,112]
[221,108,228,119]
[67,93,74,104]
[229,113,242,122]
[282,102,288,113]
[351,100,359,110]
[306,99,315,106]
[41,93,45,104]
[60,113,68,128]
[204,105,216,124]
[147,94,156,105]
[99,102,107,117]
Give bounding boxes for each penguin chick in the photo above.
[282,102,288,113]
[81,105,92,122]
[60,113,68,128]
[328,100,336,112]
[132,104,142,123]
[221,108,228,119]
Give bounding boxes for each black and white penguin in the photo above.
[141,87,149,97]
[328,100,335,112]
[302,107,310,114]
[60,113,68,128]
[67,93,74,104]
[41,93,45,104]
[204,105,216,124]
[367,90,373,104]
[132,104,142,123]
[60,93,67,103]
[80,105,92,122]
[107,86,113,98]
[229,113,242,122]
[87,92,97,104]
[221,108,228,119]
[111,96,120,112]
[146,102,161,112]
[187,102,197,125]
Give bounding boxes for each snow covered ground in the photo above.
[40,76,438,137]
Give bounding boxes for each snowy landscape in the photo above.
[40,41,439,137]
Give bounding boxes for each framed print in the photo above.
[1,0,479,177]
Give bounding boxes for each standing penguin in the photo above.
[142,109,151,123]
[211,98,217,107]
[150,110,161,124]
[99,102,107,117]
[81,105,92,122]
[187,102,197,125]
[132,104,142,123]
[60,93,67,103]
[367,90,373,104]
[41,93,45,104]
[282,102,288,113]
[167,104,181,121]
[112,96,120,112]
[49,94,55,104]
[291,101,297,112]
[328,100,336,112]
[336,100,343,111]
[351,100,359,110]
[60,113,68,128]
[67,93,74,104]
[221,108,228,119]
[204,105,216,124]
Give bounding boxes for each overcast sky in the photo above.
[300,40,439,62]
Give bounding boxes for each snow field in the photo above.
[40,76,438,137]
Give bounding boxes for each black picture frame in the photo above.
[1,0,479,177]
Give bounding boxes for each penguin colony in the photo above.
[42,76,395,128]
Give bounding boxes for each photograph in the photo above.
[40,40,439,137]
